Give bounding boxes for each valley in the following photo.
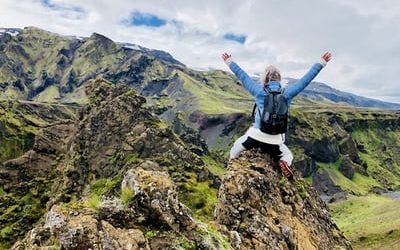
[1,26,400,249]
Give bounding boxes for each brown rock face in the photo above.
[7,79,352,250]
[0,122,75,191]
[12,205,149,250]
[53,79,202,200]
[215,150,352,250]
[122,164,196,232]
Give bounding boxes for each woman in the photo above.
[222,51,332,178]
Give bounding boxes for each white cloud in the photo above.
[0,0,400,103]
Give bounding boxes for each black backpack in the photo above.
[252,86,288,134]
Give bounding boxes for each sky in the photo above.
[1,0,400,103]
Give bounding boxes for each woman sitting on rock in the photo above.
[222,51,332,178]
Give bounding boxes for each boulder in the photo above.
[339,155,356,179]
[312,170,343,196]
[339,137,362,164]
[122,164,196,232]
[293,155,316,177]
[12,206,149,250]
[307,137,340,163]
[215,150,352,250]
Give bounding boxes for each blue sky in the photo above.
[1,0,400,102]
[126,11,167,27]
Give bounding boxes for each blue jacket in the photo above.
[229,62,324,128]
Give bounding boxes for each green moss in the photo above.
[0,178,51,248]
[178,173,218,222]
[61,200,86,212]
[124,153,144,165]
[196,222,232,250]
[293,179,309,199]
[201,154,226,177]
[120,187,135,205]
[0,227,13,241]
[176,236,196,249]
[90,177,120,197]
[86,194,101,211]
[145,230,158,239]
[330,195,400,250]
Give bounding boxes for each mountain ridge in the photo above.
[1,26,398,110]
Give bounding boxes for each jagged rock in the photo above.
[122,164,196,232]
[215,150,352,250]
[12,205,149,250]
[329,192,348,203]
[53,79,204,199]
[313,170,343,196]
[172,114,208,156]
[339,137,362,164]
[4,80,355,249]
[339,155,356,179]
[293,155,316,177]
[0,122,75,191]
[307,137,340,163]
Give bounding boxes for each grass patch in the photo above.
[124,153,144,165]
[330,194,400,250]
[317,159,381,195]
[196,222,232,250]
[179,71,252,115]
[201,154,226,177]
[86,194,101,211]
[90,177,120,197]
[120,187,135,205]
[178,173,218,222]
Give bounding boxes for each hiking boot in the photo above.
[278,160,294,179]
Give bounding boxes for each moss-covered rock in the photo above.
[215,150,352,250]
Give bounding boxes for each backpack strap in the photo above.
[251,103,257,118]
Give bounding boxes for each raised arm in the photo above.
[284,52,332,100]
[222,52,263,97]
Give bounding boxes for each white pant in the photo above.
[229,134,294,165]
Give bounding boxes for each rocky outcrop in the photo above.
[215,150,352,250]
[12,205,149,250]
[339,137,362,165]
[0,117,75,248]
[293,155,316,177]
[307,137,340,163]
[52,79,204,201]
[122,164,196,232]
[339,156,356,179]
[5,80,353,249]
[13,161,227,250]
[313,170,343,196]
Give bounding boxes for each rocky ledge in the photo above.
[4,79,352,250]
[215,150,352,250]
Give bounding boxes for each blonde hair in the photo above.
[260,65,281,84]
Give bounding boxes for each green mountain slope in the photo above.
[1,26,400,249]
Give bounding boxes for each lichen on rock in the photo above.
[215,150,352,250]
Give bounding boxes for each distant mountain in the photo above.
[0,28,21,37]
[287,78,400,109]
[119,42,184,66]
[0,26,251,114]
